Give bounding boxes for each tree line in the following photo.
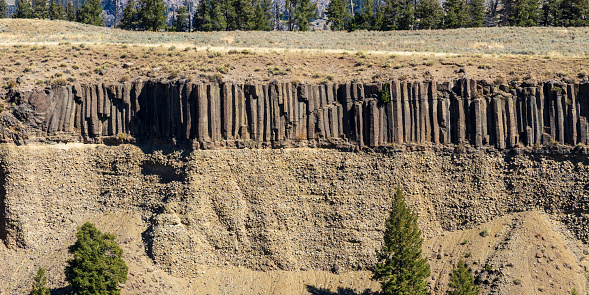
[328,0,589,30]
[3,0,589,33]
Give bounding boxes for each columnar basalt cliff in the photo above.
[2,79,589,295]
[5,79,589,149]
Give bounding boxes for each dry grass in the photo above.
[3,19,589,56]
[2,19,589,92]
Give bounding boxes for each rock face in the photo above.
[4,79,589,149]
[0,145,588,294]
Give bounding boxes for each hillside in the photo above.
[1,19,589,295]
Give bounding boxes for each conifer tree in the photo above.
[352,0,377,30]
[230,0,257,30]
[443,0,467,28]
[287,0,317,31]
[138,0,166,31]
[65,0,75,21]
[560,0,589,26]
[380,0,414,30]
[49,0,64,19]
[447,259,480,295]
[208,0,227,30]
[541,0,561,26]
[193,0,208,30]
[415,0,442,29]
[252,0,272,30]
[14,0,33,18]
[65,222,128,295]
[173,5,189,31]
[120,0,137,29]
[508,0,540,26]
[326,0,348,30]
[29,268,50,295]
[33,0,48,18]
[77,0,102,25]
[467,0,485,26]
[0,0,7,18]
[372,187,431,295]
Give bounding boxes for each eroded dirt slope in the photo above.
[0,144,587,294]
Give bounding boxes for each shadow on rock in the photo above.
[305,285,377,295]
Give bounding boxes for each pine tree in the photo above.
[415,0,442,29]
[508,0,540,26]
[287,0,317,31]
[467,0,485,27]
[230,0,257,30]
[29,268,50,295]
[443,0,467,28]
[173,5,189,31]
[352,0,377,30]
[447,259,480,295]
[65,222,128,295]
[372,188,431,295]
[120,0,137,29]
[252,0,272,30]
[49,0,64,19]
[193,0,208,30]
[77,0,102,25]
[560,0,589,26]
[326,0,348,30]
[380,0,414,30]
[65,0,75,21]
[33,0,48,18]
[208,0,227,30]
[138,0,166,31]
[0,0,7,18]
[541,0,561,26]
[14,0,33,18]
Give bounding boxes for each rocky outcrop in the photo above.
[5,79,589,149]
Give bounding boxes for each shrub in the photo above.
[447,259,480,295]
[380,83,391,103]
[65,222,128,295]
[29,268,50,295]
[480,229,489,237]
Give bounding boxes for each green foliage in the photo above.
[381,83,391,103]
[559,0,589,26]
[33,0,48,19]
[416,0,443,29]
[443,0,468,28]
[506,0,540,26]
[65,222,128,295]
[252,0,272,30]
[467,0,485,27]
[572,288,578,295]
[351,0,378,30]
[479,228,489,237]
[173,6,190,32]
[77,0,103,26]
[326,0,350,30]
[29,268,50,295]
[193,0,227,31]
[372,187,431,295]
[14,0,33,18]
[66,0,75,21]
[286,0,318,31]
[0,0,7,18]
[138,0,166,31]
[447,259,480,295]
[380,0,414,30]
[121,0,138,30]
[49,0,65,20]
